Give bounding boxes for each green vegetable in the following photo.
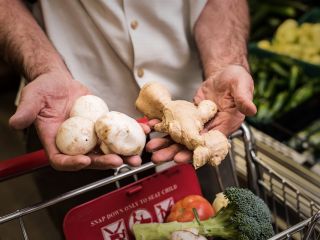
[249,53,319,123]
[263,78,277,99]
[255,101,271,122]
[289,65,299,91]
[257,72,267,96]
[285,84,313,110]
[269,91,289,117]
[133,187,274,240]
[269,62,289,77]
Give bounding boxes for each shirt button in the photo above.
[137,68,144,78]
[130,20,139,30]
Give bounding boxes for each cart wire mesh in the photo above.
[0,124,319,240]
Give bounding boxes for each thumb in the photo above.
[233,73,257,116]
[9,89,44,130]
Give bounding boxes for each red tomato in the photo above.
[166,195,215,222]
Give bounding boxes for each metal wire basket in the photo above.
[0,124,319,240]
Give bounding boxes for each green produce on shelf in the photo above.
[248,0,312,41]
[257,19,320,65]
[249,55,320,123]
[288,119,320,162]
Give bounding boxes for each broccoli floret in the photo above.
[133,187,274,240]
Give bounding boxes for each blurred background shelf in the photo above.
[247,1,320,171]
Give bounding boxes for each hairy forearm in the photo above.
[0,0,69,81]
[195,0,250,77]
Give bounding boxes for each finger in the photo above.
[151,144,183,163]
[146,137,172,152]
[123,155,142,167]
[49,154,91,171]
[9,87,44,130]
[88,154,123,170]
[173,149,193,163]
[232,73,257,116]
[147,119,161,128]
[139,123,151,134]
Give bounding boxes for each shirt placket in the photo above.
[123,0,147,87]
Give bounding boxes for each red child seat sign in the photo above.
[63,164,202,240]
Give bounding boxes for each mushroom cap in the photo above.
[70,95,109,122]
[56,116,98,155]
[95,111,146,156]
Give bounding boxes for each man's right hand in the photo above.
[9,72,144,171]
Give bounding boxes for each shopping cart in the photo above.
[0,124,319,240]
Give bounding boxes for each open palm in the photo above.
[147,65,256,163]
[194,65,256,136]
[9,72,146,170]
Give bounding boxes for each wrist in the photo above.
[205,64,250,82]
[203,54,249,79]
[24,53,71,82]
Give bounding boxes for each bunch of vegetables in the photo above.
[249,54,320,123]
[133,187,274,240]
[287,119,320,161]
[249,0,313,41]
[258,19,320,65]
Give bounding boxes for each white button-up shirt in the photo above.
[32,0,207,117]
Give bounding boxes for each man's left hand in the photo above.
[147,65,256,163]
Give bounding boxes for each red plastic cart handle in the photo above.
[0,118,149,181]
[0,149,49,181]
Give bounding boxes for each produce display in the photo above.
[135,82,230,169]
[133,187,274,240]
[288,119,320,162]
[257,19,320,65]
[249,54,320,123]
[56,95,146,156]
[247,4,320,172]
[249,0,314,41]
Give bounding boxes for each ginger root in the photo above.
[135,82,230,169]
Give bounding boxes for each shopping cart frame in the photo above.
[0,124,319,240]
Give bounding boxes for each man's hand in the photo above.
[145,119,191,164]
[146,65,256,164]
[147,0,256,164]
[9,72,148,170]
[1,1,148,171]
[194,65,256,136]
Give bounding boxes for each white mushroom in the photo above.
[95,111,146,156]
[56,116,98,155]
[100,142,113,155]
[70,95,109,122]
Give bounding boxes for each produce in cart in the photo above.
[136,82,230,169]
[212,192,229,212]
[165,195,215,223]
[133,187,274,240]
[171,229,207,240]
